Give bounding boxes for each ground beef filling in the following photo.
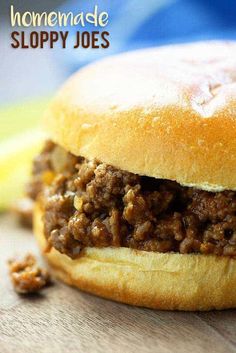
[28,141,236,258]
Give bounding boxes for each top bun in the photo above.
[44,41,236,191]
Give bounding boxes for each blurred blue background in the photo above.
[1,0,236,104]
[58,0,236,74]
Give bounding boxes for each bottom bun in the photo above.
[34,202,236,311]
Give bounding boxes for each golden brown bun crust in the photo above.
[34,202,236,311]
[44,41,236,191]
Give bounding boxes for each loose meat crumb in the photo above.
[8,254,51,294]
[27,141,236,258]
[12,198,34,228]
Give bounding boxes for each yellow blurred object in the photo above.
[0,129,45,211]
[0,98,50,211]
[0,98,50,142]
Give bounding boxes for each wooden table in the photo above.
[1,213,236,353]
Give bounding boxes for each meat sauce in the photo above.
[27,141,236,258]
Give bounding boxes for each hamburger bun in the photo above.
[44,41,236,192]
[33,41,236,310]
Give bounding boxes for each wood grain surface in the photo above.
[1,213,236,353]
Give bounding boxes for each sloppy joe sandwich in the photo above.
[29,41,236,310]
